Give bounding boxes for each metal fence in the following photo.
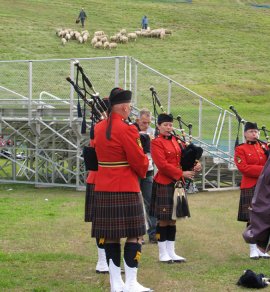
[0,56,241,189]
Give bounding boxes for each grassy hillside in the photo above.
[1,0,270,124]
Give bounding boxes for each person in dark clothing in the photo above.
[78,8,87,28]
[243,154,270,256]
[141,16,148,30]
[134,109,157,244]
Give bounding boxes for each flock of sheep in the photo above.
[55,27,172,49]
[56,28,90,45]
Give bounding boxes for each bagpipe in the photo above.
[66,61,108,171]
[66,60,108,135]
[150,86,203,171]
[173,115,203,171]
[229,105,270,155]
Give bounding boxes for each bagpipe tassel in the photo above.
[181,193,191,218]
[77,97,83,118]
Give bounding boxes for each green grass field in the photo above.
[1,183,270,291]
[1,0,270,125]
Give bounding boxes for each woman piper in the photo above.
[234,121,270,259]
[150,113,201,263]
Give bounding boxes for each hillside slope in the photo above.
[0,0,270,125]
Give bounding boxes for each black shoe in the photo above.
[149,236,158,244]
[96,270,109,274]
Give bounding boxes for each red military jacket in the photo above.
[151,134,183,185]
[234,141,267,189]
[86,139,97,184]
[94,112,149,192]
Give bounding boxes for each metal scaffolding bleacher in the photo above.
[0,56,242,190]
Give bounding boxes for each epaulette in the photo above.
[235,143,244,148]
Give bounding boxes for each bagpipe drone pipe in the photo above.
[174,115,203,171]
[149,86,203,171]
[66,61,108,171]
[229,105,270,156]
[66,60,108,134]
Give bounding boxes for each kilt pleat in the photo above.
[91,191,146,239]
[150,181,175,221]
[237,187,255,222]
[84,183,95,222]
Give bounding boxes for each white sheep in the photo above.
[91,37,98,46]
[119,29,127,35]
[141,30,151,37]
[61,38,67,46]
[65,33,71,41]
[165,29,172,35]
[127,32,137,41]
[70,31,75,38]
[110,35,118,42]
[109,42,117,49]
[82,34,88,43]
[160,29,166,39]
[135,30,142,36]
[94,41,103,49]
[56,28,62,36]
[119,35,128,44]
[75,32,81,40]
[78,36,83,43]
[94,31,105,37]
[101,36,108,43]
[103,41,110,49]
[82,30,89,35]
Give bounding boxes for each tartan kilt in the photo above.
[150,181,175,221]
[237,186,255,222]
[84,183,95,222]
[91,191,146,239]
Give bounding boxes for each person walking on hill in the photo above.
[141,16,148,30]
[78,8,87,28]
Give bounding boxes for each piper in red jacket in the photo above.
[150,113,201,263]
[92,87,151,292]
[94,113,148,192]
[234,121,269,259]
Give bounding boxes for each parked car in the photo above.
[16,152,26,160]
[0,149,12,158]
